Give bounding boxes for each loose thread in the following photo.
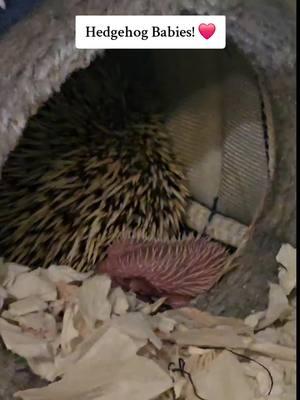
[167,348,274,399]
[168,358,207,400]
[226,348,274,396]
[203,196,219,237]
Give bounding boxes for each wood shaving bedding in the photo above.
[0,244,296,400]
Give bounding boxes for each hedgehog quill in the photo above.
[0,54,229,308]
[0,115,189,271]
[0,56,190,271]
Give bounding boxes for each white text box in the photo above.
[76,15,226,49]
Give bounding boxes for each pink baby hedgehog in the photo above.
[97,236,229,307]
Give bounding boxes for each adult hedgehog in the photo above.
[0,56,189,271]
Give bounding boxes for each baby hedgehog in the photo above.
[98,235,229,307]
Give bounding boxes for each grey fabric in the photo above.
[0,0,44,36]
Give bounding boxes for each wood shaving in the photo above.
[112,312,162,349]
[257,283,292,330]
[56,281,79,304]
[0,285,7,311]
[44,264,93,284]
[7,296,48,317]
[78,274,112,329]
[7,268,57,301]
[1,262,30,288]
[276,243,296,295]
[0,250,295,400]
[109,286,129,315]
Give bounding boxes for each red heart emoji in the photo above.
[198,23,216,40]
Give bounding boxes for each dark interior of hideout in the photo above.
[0,46,282,311]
